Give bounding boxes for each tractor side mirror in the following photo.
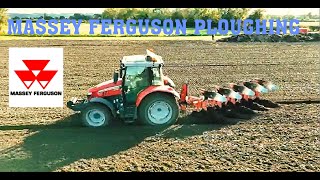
[113,71,119,83]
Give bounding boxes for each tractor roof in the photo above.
[121,49,164,67]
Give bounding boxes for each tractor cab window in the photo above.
[151,67,163,85]
[123,66,152,104]
[124,67,150,89]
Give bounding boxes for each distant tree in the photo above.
[247,9,265,30]
[267,15,282,20]
[135,8,152,20]
[12,16,20,20]
[0,8,8,33]
[116,8,133,20]
[300,12,316,21]
[59,16,66,19]
[218,8,250,20]
[306,12,312,19]
[71,13,91,21]
[73,13,82,20]
[171,8,184,20]
[282,15,295,20]
[102,8,120,19]
[218,8,251,28]
[238,8,250,19]
[93,14,101,19]
[44,15,53,20]
[142,8,170,22]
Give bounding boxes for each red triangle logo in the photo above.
[15,60,58,90]
[23,81,35,89]
[23,60,49,71]
[36,70,58,89]
[14,70,36,89]
[38,81,49,89]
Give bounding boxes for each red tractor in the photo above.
[67,49,181,127]
[67,49,278,127]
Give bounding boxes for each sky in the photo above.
[7,8,320,16]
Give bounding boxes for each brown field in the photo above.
[0,40,319,172]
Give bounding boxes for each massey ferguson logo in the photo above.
[9,48,63,107]
[15,60,57,89]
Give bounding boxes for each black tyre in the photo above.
[80,103,112,127]
[138,93,179,126]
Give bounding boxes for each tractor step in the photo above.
[121,105,137,119]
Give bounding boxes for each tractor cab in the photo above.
[117,49,165,105]
[110,49,180,121]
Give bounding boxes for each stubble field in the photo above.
[0,39,319,172]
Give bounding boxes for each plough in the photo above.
[179,79,279,113]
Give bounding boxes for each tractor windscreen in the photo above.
[124,67,152,89]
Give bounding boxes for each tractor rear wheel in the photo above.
[138,93,179,126]
[81,103,112,127]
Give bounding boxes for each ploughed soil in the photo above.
[0,40,319,172]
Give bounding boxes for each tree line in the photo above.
[1,8,265,28]
[1,8,319,31]
[0,8,8,32]
[11,13,102,21]
[101,8,265,28]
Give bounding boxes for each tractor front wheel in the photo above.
[138,93,179,126]
[81,103,112,127]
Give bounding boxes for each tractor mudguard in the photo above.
[89,98,117,117]
[136,85,180,107]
